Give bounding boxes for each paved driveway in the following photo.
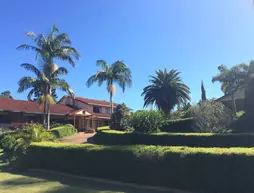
[58,133,95,144]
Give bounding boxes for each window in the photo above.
[93,106,101,113]
[105,108,110,114]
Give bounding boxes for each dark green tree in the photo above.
[0,91,13,99]
[201,81,207,101]
[142,69,191,115]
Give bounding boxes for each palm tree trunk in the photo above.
[232,92,237,117]
[46,86,52,130]
[110,91,113,114]
[43,97,47,127]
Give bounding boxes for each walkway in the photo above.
[58,133,95,144]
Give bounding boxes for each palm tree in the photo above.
[17,25,80,67]
[18,63,74,130]
[212,64,248,116]
[86,60,132,114]
[17,25,79,129]
[142,69,190,115]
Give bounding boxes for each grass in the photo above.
[0,149,163,193]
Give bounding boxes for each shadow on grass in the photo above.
[1,171,161,193]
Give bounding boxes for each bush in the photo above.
[161,118,194,133]
[23,142,254,193]
[110,104,130,131]
[50,122,63,129]
[94,127,254,147]
[51,124,76,138]
[0,124,54,158]
[131,110,163,133]
[194,101,232,133]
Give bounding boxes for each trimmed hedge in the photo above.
[24,142,254,193]
[50,124,76,138]
[93,127,254,147]
[161,118,194,133]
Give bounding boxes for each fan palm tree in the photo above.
[142,69,190,115]
[212,64,248,116]
[17,25,80,67]
[86,60,132,114]
[18,63,74,130]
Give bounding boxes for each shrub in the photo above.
[161,118,194,133]
[194,101,232,133]
[23,142,254,193]
[50,122,63,129]
[131,110,163,133]
[94,127,254,147]
[1,124,54,158]
[110,104,130,131]
[51,124,76,138]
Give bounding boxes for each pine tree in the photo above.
[201,81,207,101]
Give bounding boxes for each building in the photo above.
[0,96,120,130]
[217,88,245,111]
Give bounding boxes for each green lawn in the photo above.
[0,149,164,193]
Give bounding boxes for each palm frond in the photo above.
[20,63,42,77]
[51,67,68,78]
[16,44,42,53]
[17,77,37,93]
[96,60,108,70]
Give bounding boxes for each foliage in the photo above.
[24,142,254,193]
[0,91,13,99]
[50,124,76,138]
[0,124,54,158]
[212,64,248,115]
[236,111,245,118]
[94,126,254,147]
[87,60,132,114]
[9,122,28,130]
[50,122,63,129]
[17,25,80,67]
[193,101,232,133]
[130,110,163,133]
[201,81,207,101]
[32,87,58,102]
[161,118,194,133]
[17,62,74,130]
[110,103,130,131]
[17,25,80,130]
[142,69,190,115]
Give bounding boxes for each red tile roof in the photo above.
[0,98,74,115]
[59,96,118,107]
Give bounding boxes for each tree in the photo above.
[0,91,13,99]
[142,69,191,115]
[18,63,74,130]
[17,25,80,130]
[32,87,58,102]
[212,64,247,116]
[87,60,132,114]
[17,25,80,67]
[201,81,207,101]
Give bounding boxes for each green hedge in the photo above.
[24,142,254,193]
[50,124,76,138]
[161,118,194,133]
[93,127,254,147]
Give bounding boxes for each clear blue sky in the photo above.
[1,0,254,111]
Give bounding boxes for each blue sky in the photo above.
[0,0,254,111]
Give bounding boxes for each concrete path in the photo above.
[58,133,95,144]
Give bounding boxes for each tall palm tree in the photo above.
[18,63,74,130]
[17,25,80,67]
[142,69,190,115]
[17,25,79,129]
[212,64,248,116]
[87,60,132,114]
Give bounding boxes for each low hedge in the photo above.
[93,127,254,147]
[24,142,254,193]
[50,124,76,138]
[161,118,195,133]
